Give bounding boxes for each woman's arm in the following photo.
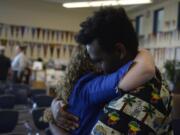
[50,99,79,131]
[43,99,79,132]
[119,49,155,91]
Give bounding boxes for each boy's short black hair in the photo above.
[76,7,139,58]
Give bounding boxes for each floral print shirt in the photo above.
[91,69,173,135]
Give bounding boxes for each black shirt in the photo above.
[0,55,11,81]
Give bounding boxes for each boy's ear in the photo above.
[115,42,126,59]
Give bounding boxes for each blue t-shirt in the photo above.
[67,61,132,135]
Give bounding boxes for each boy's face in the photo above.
[86,39,124,74]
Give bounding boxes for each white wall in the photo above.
[0,0,95,32]
[128,0,180,37]
[1,0,179,36]
[0,0,97,61]
[127,0,180,70]
[1,0,179,63]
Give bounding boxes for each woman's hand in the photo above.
[51,99,79,131]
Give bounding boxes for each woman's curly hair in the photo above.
[55,45,96,104]
[43,45,96,123]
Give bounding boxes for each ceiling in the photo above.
[41,0,162,2]
[42,0,167,3]
[43,0,119,3]
[41,0,144,11]
[39,0,168,12]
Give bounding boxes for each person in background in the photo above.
[11,45,28,83]
[20,61,32,85]
[0,45,11,83]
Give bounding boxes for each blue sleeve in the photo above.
[81,61,133,105]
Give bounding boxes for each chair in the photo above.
[32,108,49,130]
[29,89,47,107]
[33,95,53,108]
[30,89,46,99]
[17,84,30,96]
[172,93,180,135]
[0,110,19,133]
[0,94,15,109]
[171,119,180,135]
[0,82,9,95]
[5,84,29,105]
[0,85,5,95]
[45,128,52,135]
[0,89,4,95]
[15,89,29,105]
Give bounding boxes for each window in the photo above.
[153,8,164,34]
[178,2,180,30]
[135,15,144,36]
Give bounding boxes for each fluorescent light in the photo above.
[89,1,117,7]
[63,2,90,8]
[63,0,152,8]
[119,0,152,5]
[63,1,117,8]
